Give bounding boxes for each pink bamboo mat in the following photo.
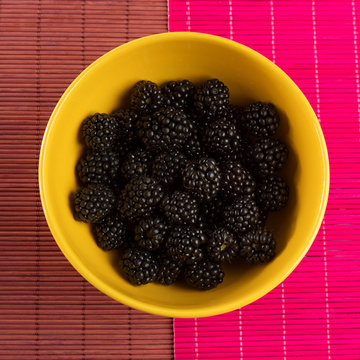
[169,0,360,359]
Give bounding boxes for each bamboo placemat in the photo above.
[0,1,172,359]
[169,0,360,359]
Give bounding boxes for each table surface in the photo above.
[0,1,172,359]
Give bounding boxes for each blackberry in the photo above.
[185,259,224,290]
[166,226,206,264]
[134,216,168,251]
[93,213,127,250]
[194,79,230,119]
[182,127,203,159]
[130,80,164,114]
[112,109,138,143]
[152,150,187,185]
[204,119,238,155]
[256,174,289,211]
[162,80,195,110]
[221,161,256,199]
[239,228,276,264]
[120,248,158,285]
[182,157,221,200]
[216,134,252,164]
[137,106,192,150]
[81,113,118,151]
[199,196,225,227]
[156,252,183,285]
[206,227,239,263]
[120,148,153,181]
[117,176,164,222]
[160,191,198,225]
[241,102,280,138]
[223,197,259,234]
[76,150,120,185]
[248,138,288,176]
[73,184,116,223]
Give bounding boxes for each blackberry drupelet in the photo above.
[76,150,120,186]
[134,216,168,251]
[160,191,198,225]
[130,80,164,114]
[184,259,224,290]
[256,174,289,211]
[152,150,187,185]
[93,213,127,250]
[137,106,193,150]
[156,252,183,285]
[120,148,153,181]
[120,248,158,285]
[223,197,260,234]
[112,108,138,143]
[194,79,230,119]
[221,161,256,199]
[81,113,118,151]
[182,157,221,200]
[166,226,206,264]
[162,80,195,110]
[204,119,238,155]
[248,138,288,176]
[117,176,164,222]
[241,102,280,138]
[239,228,276,264]
[73,184,116,223]
[206,227,239,263]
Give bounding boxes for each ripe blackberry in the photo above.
[182,157,221,200]
[162,80,195,110]
[166,226,206,264]
[134,216,168,251]
[241,102,280,138]
[199,196,225,227]
[137,106,192,150]
[248,138,288,176]
[185,259,224,290]
[221,161,256,199]
[160,191,198,225]
[223,197,260,234]
[152,150,187,185]
[120,248,158,285]
[239,228,276,264]
[256,174,289,211]
[120,148,153,181]
[204,119,238,155]
[73,184,115,223]
[93,213,127,250]
[112,108,138,143]
[117,176,164,222]
[156,252,183,285]
[216,134,252,164]
[206,227,239,263]
[194,79,230,119]
[182,127,203,159]
[130,80,164,114]
[76,150,120,185]
[81,113,118,151]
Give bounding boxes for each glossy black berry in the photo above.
[206,227,239,263]
[162,80,195,110]
[134,216,168,251]
[239,228,276,264]
[130,80,164,114]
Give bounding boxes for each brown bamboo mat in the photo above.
[0,1,172,359]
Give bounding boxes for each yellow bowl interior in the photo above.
[39,32,329,318]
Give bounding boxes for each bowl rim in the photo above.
[39,31,330,318]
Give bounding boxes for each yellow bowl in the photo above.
[39,32,329,318]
